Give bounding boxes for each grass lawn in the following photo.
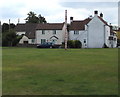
[2,48,118,95]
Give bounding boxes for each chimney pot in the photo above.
[70,17,73,24]
[94,10,98,16]
[100,13,103,18]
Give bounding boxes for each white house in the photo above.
[69,11,117,48]
[16,10,117,48]
[15,23,37,44]
[36,23,66,45]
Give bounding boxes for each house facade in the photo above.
[16,23,66,45]
[69,11,117,48]
[36,23,66,45]
[15,23,37,44]
[16,10,117,48]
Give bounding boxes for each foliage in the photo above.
[67,40,82,48]
[116,31,120,39]
[74,40,82,48]
[67,40,74,48]
[2,23,15,33]
[2,48,118,95]
[103,43,109,48]
[25,11,47,23]
[117,39,120,46]
[2,29,22,46]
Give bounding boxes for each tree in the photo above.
[2,23,16,33]
[38,14,47,23]
[2,23,9,33]
[25,11,47,23]
[74,40,82,48]
[67,40,82,48]
[2,29,22,46]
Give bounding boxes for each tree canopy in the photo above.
[25,11,47,23]
[2,23,16,33]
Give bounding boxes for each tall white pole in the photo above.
[18,18,20,24]
[118,1,120,28]
[9,19,10,32]
[65,10,67,50]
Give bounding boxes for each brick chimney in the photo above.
[100,13,103,18]
[70,17,73,24]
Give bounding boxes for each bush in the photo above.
[2,29,22,46]
[67,40,75,48]
[67,40,82,48]
[103,43,109,48]
[74,40,82,48]
[117,39,120,47]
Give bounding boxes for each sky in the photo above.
[0,0,119,26]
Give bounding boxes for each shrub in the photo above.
[67,40,75,48]
[103,43,109,48]
[67,40,82,48]
[74,40,82,48]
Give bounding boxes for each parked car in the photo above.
[37,42,54,48]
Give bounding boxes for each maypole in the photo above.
[65,10,67,50]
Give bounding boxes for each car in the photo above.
[37,42,54,48]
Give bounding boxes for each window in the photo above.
[84,39,86,43]
[31,39,35,43]
[42,30,45,34]
[114,38,116,41]
[53,30,56,34]
[23,41,28,44]
[52,39,56,44]
[74,31,79,35]
[41,39,46,44]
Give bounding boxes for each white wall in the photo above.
[105,25,110,47]
[87,16,105,48]
[19,35,29,44]
[19,35,36,44]
[16,32,25,35]
[69,30,87,48]
[36,30,63,45]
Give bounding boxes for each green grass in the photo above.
[2,48,118,95]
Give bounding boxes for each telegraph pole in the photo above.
[18,18,20,24]
[9,19,10,32]
[65,10,67,50]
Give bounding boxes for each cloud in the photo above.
[59,2,118,9]
[59,2,118,25]
[0,0,118,25]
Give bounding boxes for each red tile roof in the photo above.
[36,23,64,30]
[69,16,109,30]
[98,16,108,25]
[15,23,37,39]
[69,18,91,30]
[15,24,25,32]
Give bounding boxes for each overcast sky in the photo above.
[0,0,119,25]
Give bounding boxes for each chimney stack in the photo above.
[94,10,98,16]
[100,13,103,18]
[70,17,73,24]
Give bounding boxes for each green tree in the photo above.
[74,40,82,48]
[2,23,16,33]
[25,11,47,23]
[2,23,9,33]
[2,29,22,46]
[67,40,82,48]
[38,14,47,23]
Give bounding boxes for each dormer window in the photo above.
[42,30,45,34]
[53,30,56,34]
[74,31,79,35]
